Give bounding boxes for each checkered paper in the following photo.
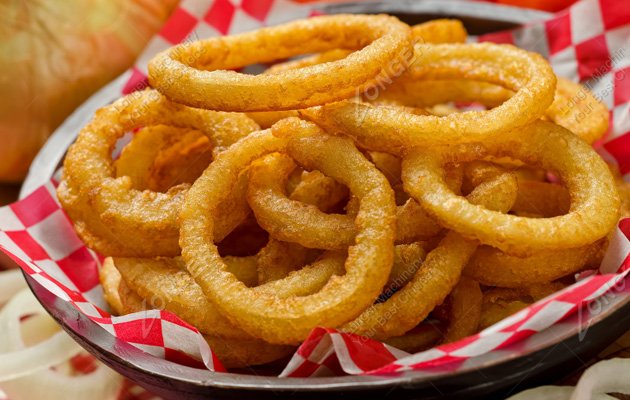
[1,0,630,386]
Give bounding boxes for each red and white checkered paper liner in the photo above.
[1,0,630,383]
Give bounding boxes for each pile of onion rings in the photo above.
[58,15,621,369]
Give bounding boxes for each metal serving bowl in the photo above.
[21,1,630,399]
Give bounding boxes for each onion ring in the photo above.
[148,14,412,111]
[255,240,319,285]
[410,19,467,43]
[512,180,571,218]
[384,323,444,353]
[256,161,346,284]
[111,256,249,338]
[114,125,213,192]
[379,77,607,144]
[181,120,396,344]
[461,161,569,217]
[0,290,82,381]
[246,110,298,129]
[401,120,620,254]
[479,283,567,329]
[115,278,295,368]
[247,127,453,249]
[443,277,482,343]
[245,18,463,127]
[464,240,603,288]
[386,242,427,290]
[99,259,125,315]
[247,152,354,250]
[542,78,609,144]
[368,152,403,188]
[223,255,259,286]
[379,79,512,109]
[111,250,346,340]
[262,18,466,77]
[342,171,517,339]
[480,298,529,330]
[58,89,257,257]
[289,169,349,212]
[202,335,295,370]
[301,42,556,153]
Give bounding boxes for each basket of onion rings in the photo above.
[3,0,630,398]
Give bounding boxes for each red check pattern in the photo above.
[1,1,630,397]
[477,0,630,167]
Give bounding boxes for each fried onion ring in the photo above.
[410,19,467,43]
[464,240,604,288]
[542,78,609,144]
[255,160,347,284]
[245,18,463,127]
[114,275,294,368]
[301,43,556,153]
[480,297,529,330]
[148,14,412,111]
[380,77,607,144]
[479,283,567,329]
[248,125,453,249]
[255,240,318,285]
[386,243,427,290]
[114,126,213,192]
[375,79,513,109]
[263,18,466,77]
[401,121,620,254]
[113,256,252,339]
[58,90,257,257]
[512,180,570,217]
[384,323,444,353]
[181,121,396,344]
[99,258,125,316]
[461,161,569,217]
[113,251,346,340]
[201,336,294,370]
[341,172,517,340]
[443,277,482,343]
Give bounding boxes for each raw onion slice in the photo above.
[0,355,123,400]
[507,358,630,400]
[0,288,123,399]
[0,270,26,306]
[0,289,82,380]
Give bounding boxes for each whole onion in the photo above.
[0,0,178,182]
